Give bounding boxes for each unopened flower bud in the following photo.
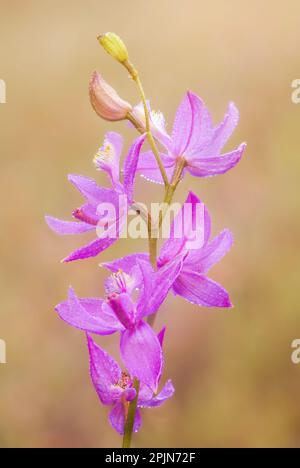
[89,71,132,121]
[97,32,128,64]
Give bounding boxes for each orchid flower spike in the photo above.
[46,35,246,446]
[87,334,174,435]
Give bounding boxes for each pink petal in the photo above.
[137,150,175,185]
[55,287,123,334]
[159,191,211,265]
[171,92,194,156]
[149,110,173,151]
[123,388,137,402]
[184,93,214,156]
[134,408,142,432]
[137,259,183,319]
[187,143,246,177]
[184,229,233,274]
[94,132,123,188]
[45,216,95,235]
[171,91,213,156]
[109,403,125,435]
[207,102,240,155]
[123,134,146,202]
[120,321,163,392]
[131,101,172,151]
[68,174,117,206]
[63,236,118,262]
[173,271,232,308]
[106,131,123,160]
[138,383,153,402]
[87,334,122,405]
[109,403,141,435]
[101,253,149,275]
[157,327,166,348]
[139,380,175,408]
[184,191,211,245]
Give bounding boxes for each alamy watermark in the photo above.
[0,79,6,104]
[291,339,300,364]
[0,339,6,364]
[93,198,206,250]
[291,79,300,104]
[0,81,7,363]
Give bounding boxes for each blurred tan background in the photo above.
[1,0,300,448]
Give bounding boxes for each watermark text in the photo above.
[291,339,300,364]
[0,339,6,364]
[291,79,300,104]
[0,79,6,104]
[95,198,206,250]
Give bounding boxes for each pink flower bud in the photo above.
[89,71,132,121]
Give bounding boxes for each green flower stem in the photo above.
[121,60,186,447]
[147,158,186,328]
[123,60,169,188]
[122,59,166,449]
[148,215,158,269]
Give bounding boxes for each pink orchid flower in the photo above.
[103,192,233,308]
[55,260,181,391]
[87,333,174,435]
[134,91,246,184]
[46,133,145,262]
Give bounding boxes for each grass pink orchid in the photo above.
[104,192,233,308]
[87,334,174,435]
[46,133,145,262]
[135,91,246,184]
[55,260,181,391]
[48,32,245,447]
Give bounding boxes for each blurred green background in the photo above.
[1,0,300,448]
